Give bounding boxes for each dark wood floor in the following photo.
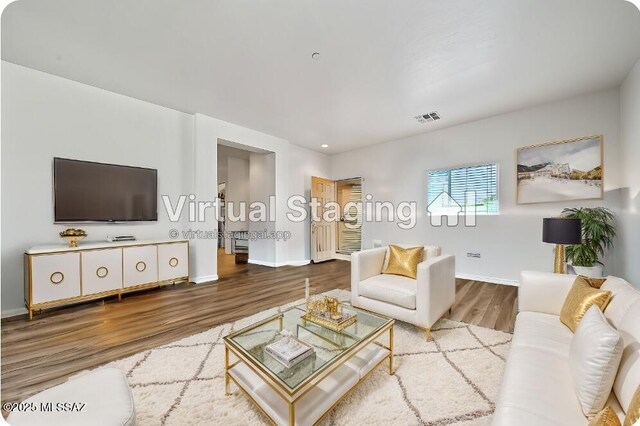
[1,252,517,405]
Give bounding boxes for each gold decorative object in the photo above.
[560,276,612,332]
[554,243,566,274]
[589,406,622,426]
[59,228,87,247]
[303,296,357,332]
[580,275,607,289]
[624,385,640,426]
[383,245,424,279]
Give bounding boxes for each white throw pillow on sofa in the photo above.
[570,305,624,418]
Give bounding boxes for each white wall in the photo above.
[288,144,332,263]
[191,113,332,272]
[1,61,195,314]
[331,89,624,283]
[248,152,277,264]
[1,62,332,314]
[193,114,288,274]
[620,58,640,286]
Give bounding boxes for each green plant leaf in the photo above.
[561,207,616,267]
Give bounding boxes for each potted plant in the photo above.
[561,207,616,277]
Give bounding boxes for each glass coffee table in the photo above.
[223,303,394,426]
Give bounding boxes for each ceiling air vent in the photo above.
[415,111,441,124]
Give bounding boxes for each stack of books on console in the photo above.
[265,336,315,369]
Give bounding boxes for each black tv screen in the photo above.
[54,158,158,222]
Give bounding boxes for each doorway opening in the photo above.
[310,176,363,262]
[216,140,275,277]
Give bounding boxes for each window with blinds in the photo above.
[427,164,499,215]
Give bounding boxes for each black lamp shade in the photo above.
[542,218,582,244]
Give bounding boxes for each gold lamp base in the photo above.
[554,244,566,274]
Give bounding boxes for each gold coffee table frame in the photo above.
[223,305,394,426]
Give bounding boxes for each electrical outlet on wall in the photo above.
[467,252,481,258]
[373,240,383,248]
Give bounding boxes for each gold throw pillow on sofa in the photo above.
[580,275,608,289]
[624,385,640,426]
[560,276,613,332]
[589,406,622,426]
[383,245,424,279]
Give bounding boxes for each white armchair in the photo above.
[351,245,455,339]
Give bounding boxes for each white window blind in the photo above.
[427,164,499,215]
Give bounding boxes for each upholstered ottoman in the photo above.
[7,367,135,426]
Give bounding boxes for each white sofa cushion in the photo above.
[613,299,640,413]
[7,367,135,426]
[494,314,587,425]
[510,311,573,357]
[570,306,624,417]
[359,274,417,309]
[602,277,640,329]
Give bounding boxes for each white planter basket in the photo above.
[568,264,604,278]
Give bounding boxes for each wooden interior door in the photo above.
[336,178,363,254]
[311,176,336,263]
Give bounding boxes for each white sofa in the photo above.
[494,271,640,425]
[350,245,455,339]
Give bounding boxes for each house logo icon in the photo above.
[426,191,477,227]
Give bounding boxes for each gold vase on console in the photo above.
[59,228,87,247]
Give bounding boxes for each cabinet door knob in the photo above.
[50,272,64,285]
[96,267,109,278]
[136,261,147,272]
[169,257,179,267]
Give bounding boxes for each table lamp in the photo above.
[542,218,582,274]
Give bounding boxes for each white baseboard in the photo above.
[2,307,28,318]
[248,259,313,267]
[192,274,219,284]
[287,260,311,266]
[333,253,352,261]
[456,273,519,286]
[248,259,278,267]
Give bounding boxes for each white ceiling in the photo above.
[3,0,640,153]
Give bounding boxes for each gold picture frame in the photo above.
[516,135,603,204]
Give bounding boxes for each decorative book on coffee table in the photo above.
[264,336,315,368]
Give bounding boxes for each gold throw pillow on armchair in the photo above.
[383,245,424,279]
[560,276,613,332]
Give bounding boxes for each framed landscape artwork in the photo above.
[516,135,603,204]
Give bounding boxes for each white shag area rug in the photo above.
[100,290,512,425]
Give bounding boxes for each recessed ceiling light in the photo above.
[311,52,321,61]
[321,144,329,148]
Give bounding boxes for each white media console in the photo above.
[24,239,189,320]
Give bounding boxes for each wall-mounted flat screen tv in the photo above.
[54,158,158,222]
